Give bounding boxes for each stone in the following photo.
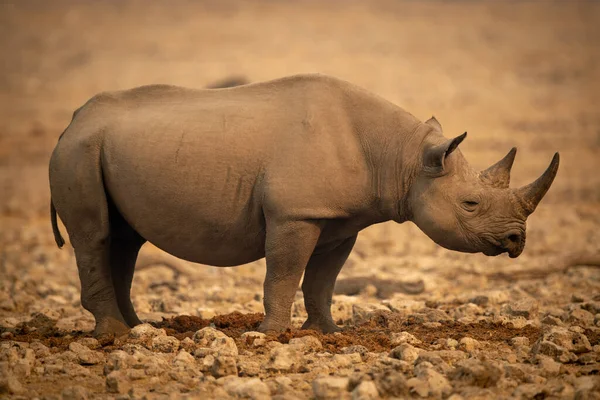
[390,343,420,363]
[581,301,600,315]
[450,359,502,388]
[29,341,50,358]
[513,383,546,399]
[193,327,238,356]
[351,380,379,400]
[151,335,180,353]
[238,360,261,377]
[541,315,563,326]
[574,376,600,399]
[106,370,131,394]
[536,355,561,377]
[128,323,166,340]
[414,363,452,398]
[179,337,196,352]
[537,326,592,355]
[61,385,89,400]
[510,337,530,347]
[266,345,301,372]
[76,337,100,350]
[241,331,267,347]
[332,353,362,369]
[503,299,539,319]
[568,308,595,327]
[68,342,105,365]
[313,377,349,400]
[211,355,238,378]
[452,303,483,319]
[173,350,195,366]
[458,337,481,352]
[352,303,389,325]
[532,341,577,363]
[104,350,131,375]
[373,371,409,397]
[385,299,426,314]
[407,377,429,397]
[0,376,24,395]
[341,345,369,357]
[289,335,323,352]
[224,377,271,400]
[390,331,422,346]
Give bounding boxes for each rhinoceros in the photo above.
[49,74,559,336]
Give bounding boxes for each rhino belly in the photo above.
[101,128,267,267]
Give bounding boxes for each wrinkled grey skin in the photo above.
[48,74,559,336]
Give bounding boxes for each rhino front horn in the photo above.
[480,147,517,189]
[515,152,560,215]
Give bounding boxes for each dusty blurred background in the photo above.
[1,1,599,398]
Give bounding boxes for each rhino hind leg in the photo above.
[301,235,357,333]
[107,197,146,328]
[257,220,322,333]
[50,140,129,337]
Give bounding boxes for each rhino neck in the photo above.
[344,90,432,224]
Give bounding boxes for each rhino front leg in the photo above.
[301,235,357,333]
[258,220,322,333]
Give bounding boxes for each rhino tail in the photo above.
[50,200,65,248]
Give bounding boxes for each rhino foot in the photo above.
[93,317,131,338]
[301,319,342,333]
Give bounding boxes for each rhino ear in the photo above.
[425,116,443,132]
[423,132,467,174]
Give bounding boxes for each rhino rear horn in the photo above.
[425,116,443,132]
[514,152,560,215]
[480,147,517,189]
[423,132,467,174]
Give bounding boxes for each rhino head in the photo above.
[408,117,559,258]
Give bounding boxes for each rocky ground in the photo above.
[1,1,599,399]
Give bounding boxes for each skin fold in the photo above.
[48,74,559,336]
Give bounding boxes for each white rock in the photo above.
[390,331,422,346]
[458,337,481,352]
[128,323,166,340]
[390,343,421,363]
[352,303,389,325]
[68,342,105,365]
[241,331,267,347]
[151,335,180,353]
[105,370,130,394]
[193,327,238,356]
[351,380,380,400]
[0,376,24,395]
[415,364,452,398]
[266,345,301,372]
[224,377,271,399]
[510,337,530,347]
[104,350,131,374]
[173,350,195,366]
[289,335,323,352]
[238,360,261,377]
[332,353,362,369]
[313,376,350,400]
[61,385,89,400]
[384,299,426,314]
[211,355,238,378]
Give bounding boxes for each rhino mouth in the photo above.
[483,239,523,258]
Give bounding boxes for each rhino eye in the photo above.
[462,200,479,211]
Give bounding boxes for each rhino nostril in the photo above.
[507,233,521,244]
